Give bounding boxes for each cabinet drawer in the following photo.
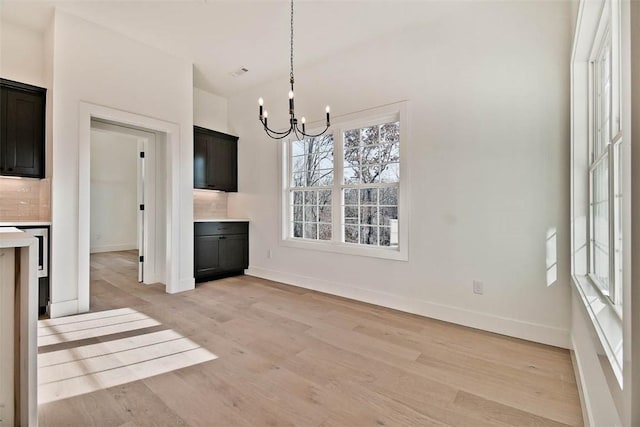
[195,221,248,236]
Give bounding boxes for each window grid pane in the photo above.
[289,134,334,242]
[587,26,619,304]
[342,120,399,248]
[342,185,398,247]
[596,37,612,157]
[290,135,334,188]
[613,142,623,304]
[590,156,610,294]
[343,122,400,185]
[291,189,332,241]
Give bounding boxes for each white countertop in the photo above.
[195,218,250,222]
[0,228,35,249]
[0,221,51,227]
[0,227,22,234]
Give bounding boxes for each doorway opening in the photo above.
[89,119,167,286]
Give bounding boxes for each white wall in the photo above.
[0,19,45,87]
[228,1,573,347]
[194,87,229,134]
[0,18,53,178]
[90,129,138,253]
[50,10,194,316]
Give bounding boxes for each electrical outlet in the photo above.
[473,280,484,295]
[267,249,272,259]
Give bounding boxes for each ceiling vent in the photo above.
[230,67,249,77]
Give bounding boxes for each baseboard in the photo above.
[166,277,195,294]
[246,266,571,349]
[49,299,80,318]
[90,243,137,254]
[571,341,593,426]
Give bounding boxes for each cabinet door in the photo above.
[194,235,220,278]
[193,130,208,189]
[218,234,248,271]
[210,136,237,192]
[1,87,45,178]
[192,127,238,192]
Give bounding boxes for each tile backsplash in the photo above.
[193,189,228,219]
[0,177,51,222]
[1,180,228,222]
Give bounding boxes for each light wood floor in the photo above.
[38,250,583,426]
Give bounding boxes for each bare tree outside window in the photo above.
[290,134,333,241]
[286,116,401,250]
[343,121,400,247]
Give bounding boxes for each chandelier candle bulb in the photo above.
[289,90,294,113]
[258,98,263,118]
[301,116,306,133]
[326,106,330,125]
[263,110,268,127]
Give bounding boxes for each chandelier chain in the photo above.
[290,0,294,84]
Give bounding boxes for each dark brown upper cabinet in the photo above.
[194,126,238,192]
[0,79,46,179]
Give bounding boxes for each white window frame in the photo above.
[280,102,409,261]
[571,0,626,389]
[587,3,623,307]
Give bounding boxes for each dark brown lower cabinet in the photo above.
[194,221,248,282]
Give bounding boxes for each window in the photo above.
[283,103,407,260]
[571,0,628,388]
[342,122,399,247]
[588,15,623,306]
[290,134,333,241]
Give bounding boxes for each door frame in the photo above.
[77,102,184,312]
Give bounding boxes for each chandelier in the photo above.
[258,0,330,140]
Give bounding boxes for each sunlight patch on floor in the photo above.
[38,308,217,404]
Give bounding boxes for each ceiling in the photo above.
[0,0,456,96]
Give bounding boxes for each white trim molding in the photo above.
[77,102,189,308]
[49,298,79,319]
[246,266,571,349]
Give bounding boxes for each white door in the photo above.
[137,140,145,282]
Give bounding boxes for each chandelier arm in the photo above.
[292,126,304,141]
[265,129,294,140]
[297,123,331,138]
[261,123,294,140]
[259,118,294,135]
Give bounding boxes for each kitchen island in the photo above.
[0,228,38,426]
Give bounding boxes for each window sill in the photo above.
[571,274,623,386]
[280,238,408,261]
